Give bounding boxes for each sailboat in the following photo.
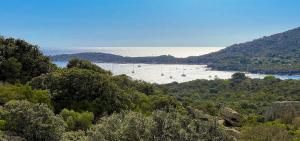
[131,64,135,74]
[169,68,173,79]
[161,65,164,76]
[181,67,186,77]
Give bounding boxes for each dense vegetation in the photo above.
[161,73,300,115]
[51,27,300,75]
[0,36,55,83]
[1,37,300,141]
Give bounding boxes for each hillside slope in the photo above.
[51,27,300,75]
[185,27,300,74]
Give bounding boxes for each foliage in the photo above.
[0,120,6,130]
[240,121,295,141]
[67,58,111,75]
[60,109,94,131]
[1,100,65,141]
[231,72,247,84]
[88,110,231,141]
[190,27,300,75]
[61,131,88,141]
[88,111,155,141]
[30,68,129,115]
[162,73,300,115]
[0,84,51,106]
[0,36,56,83]
[0,57,21,83]
[112,74,158,95]
[149,94,182,111]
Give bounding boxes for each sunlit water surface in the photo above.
[54,62,300,84]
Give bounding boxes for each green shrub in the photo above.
[61,131,88,141]
[0,84,51,106]
[30,68,129,115]
[88,111,231,141]
[60,109,94,131]
[240,122,293,141]
[67,58,111,75]
[2,100,65,141]
[0,120,6,130]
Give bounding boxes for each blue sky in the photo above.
[0,0,299,49]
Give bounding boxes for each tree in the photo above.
[30,68,129,115]
[1,100,65,141]
[231,73,247,83]
[0,57,21,83]
[0,37,55,83]
[67,58,111,75]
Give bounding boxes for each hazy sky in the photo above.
[0,0,299,49]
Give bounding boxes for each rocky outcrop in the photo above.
[186,106,212,121]
[220,107,245,127]
[264,101,300,121]
[224,128,240,141]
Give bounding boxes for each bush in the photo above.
[30,68,129,115]
[88,111,155,141]
[2,100,65,141]
[60,109,94,131]
[150,95,181,111]
[0,120,6,130]
[151,110,229,141]
[0,84,51,106]
[61,131,88,141]
[240,122,293,141]
[231,73,247,83]
[88,111,231,141]
[67,58,111,75]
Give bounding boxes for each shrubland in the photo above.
[1,36,300,141]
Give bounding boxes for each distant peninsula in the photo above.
[51,27,300,75]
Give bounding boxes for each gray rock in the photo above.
[220,107,245,127]
[224,127,240,141]
[264,101,300,121]
[186,106,212,121]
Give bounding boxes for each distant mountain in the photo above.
[51,52,181,64]
[51,27,300,75]
[185,27,300,74]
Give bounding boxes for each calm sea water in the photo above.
[51,47,300,84]
[54,62,300,84]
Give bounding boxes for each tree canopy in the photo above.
[0,36,55,83]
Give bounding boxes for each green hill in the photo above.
[186,27,300,74]
[51,27,300,75]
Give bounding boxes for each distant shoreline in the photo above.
[50,51,300,76]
